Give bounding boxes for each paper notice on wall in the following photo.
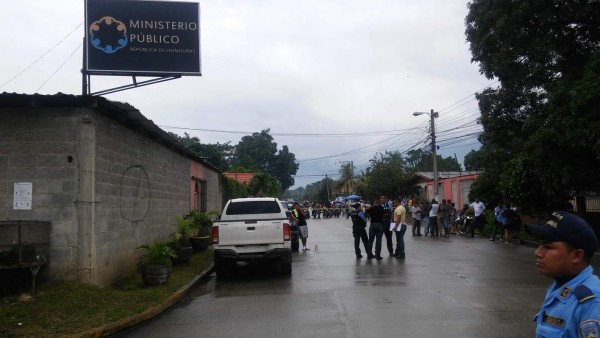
[13,182,33,210]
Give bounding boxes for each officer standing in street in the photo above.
[526,211,600,337]
[366,199,385,260]
[380,196,394,256]
[349,203,370,258]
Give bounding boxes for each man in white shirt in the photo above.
[429,199,440,236]
[411,202,423,236]
[470,197,486,235]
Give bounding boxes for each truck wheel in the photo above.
[281,261,292,275]
[215,264,233,279]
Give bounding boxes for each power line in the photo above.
[0,22,83,90]
[160,125,421,137]
[35,42,82,93]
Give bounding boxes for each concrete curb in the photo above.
[70,264,214,338]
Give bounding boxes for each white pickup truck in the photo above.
[211,197,292,277]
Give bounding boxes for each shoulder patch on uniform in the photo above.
[573,285,596,303]
[579,320,600,337]
[560,286,571,298]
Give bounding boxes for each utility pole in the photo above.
[349,161,354,194]
[413,109,439,200]
[430,109,438,201]
[325,174,330,201]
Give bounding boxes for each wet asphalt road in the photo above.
[112,216,587,338]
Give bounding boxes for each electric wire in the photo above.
[0,22,83,90]
[35,42,83,93]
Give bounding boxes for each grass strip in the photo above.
[0,249,213,338]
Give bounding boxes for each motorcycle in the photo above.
[455,213,475,237]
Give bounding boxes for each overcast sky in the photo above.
[1,0,495,189]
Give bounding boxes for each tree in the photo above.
[337,163,354,194]
[169,132,233,171]
[465,0,600,213]
[233,129,299,191]
[362,151,416,201]
[463,149,484,171]
[271,145,299,191]
[248,172,281,197]
[301,178,332,204]
[405,149,462,172]
[170,130,299,191]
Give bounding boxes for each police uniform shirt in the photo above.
[534,265,600,337]
[350,210,367,227]
[381,201,392,225]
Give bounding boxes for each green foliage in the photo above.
[300,178,333,203]
[137,241,176,266]
[168,132,234,171]
[463,149,484,171]
[171,130,299,192]
[465,1,600,214]
[221,176,250,201]
[169,216,195,247]
[185,210,220,236]
[0,250,213,337]
[361,151,417,201]
[283,186,305,202]
[405,149,462,172]
[233,129,299,191]
[272,145,298,190]
[249,172,282,197]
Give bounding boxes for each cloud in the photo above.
[0,0,493,189]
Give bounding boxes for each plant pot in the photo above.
[141,263,172,286]
[190,236,210,252]
[170,246,193,265]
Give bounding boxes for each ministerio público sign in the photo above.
[84,0,201,76]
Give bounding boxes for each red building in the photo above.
[412,171,481,207]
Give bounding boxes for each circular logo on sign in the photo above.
[89,16,128,54]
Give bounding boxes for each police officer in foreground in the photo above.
[349,203,370,258]
[525,211,600,337]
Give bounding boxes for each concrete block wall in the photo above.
[90,112,190,287]
[0,108,81,281]
[1,104,219,287]
[204,169,222,212]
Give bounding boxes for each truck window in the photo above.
[226,201,282,215]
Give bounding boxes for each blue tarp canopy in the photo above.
[345,194,362,200]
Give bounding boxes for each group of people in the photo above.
[350,196,408,260]
[490,202,521,245]
[407,197,485,238]
[297,195,600,336]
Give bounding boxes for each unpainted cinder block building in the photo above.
[0,93,222,287]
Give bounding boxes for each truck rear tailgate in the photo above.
[216,219,286,246]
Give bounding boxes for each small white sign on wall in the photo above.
[13,182,33,210]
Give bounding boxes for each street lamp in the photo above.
[335,160,354,194]
[413,109,439,201]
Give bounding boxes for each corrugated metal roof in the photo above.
[0,92,221,173]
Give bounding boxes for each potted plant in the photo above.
[186,210,220,252]
[168,216,195,265]
[138,240,176,286]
